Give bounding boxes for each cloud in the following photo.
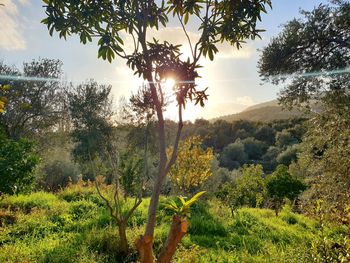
[235,96,255,106]
[216,42,256,59]
[18,0,29,5]
[0,0,27,50]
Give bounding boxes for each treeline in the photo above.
[0,55,349,225]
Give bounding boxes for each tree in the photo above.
[258,1,350,221]
[265,165,306,216]
[68,80,144,253]
[168,136,214,194]
[68,80,114,167]
[219,140,248,170]
[258,1,350,108]
[255,124,276,144]
[242,137,267,160]
[276,144,299,166]
[0,129,40,195]
[275,129,298,149]
[298,95,350,221]
[220,164,266,217]
[43,1,272,261]
[0,59,65,140]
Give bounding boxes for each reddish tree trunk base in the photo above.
[157,216,188,263]
[135,235,154,263]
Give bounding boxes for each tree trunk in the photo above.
[157,216,188,263]
[118,221,129,254]
[135,235,154,263]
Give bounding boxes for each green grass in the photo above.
[0,187,348,263]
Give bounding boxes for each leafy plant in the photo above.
[162,191,205,218]
[0,131,40,195]
[168,136,214,194]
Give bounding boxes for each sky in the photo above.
[0,0,329,121]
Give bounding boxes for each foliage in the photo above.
[118,152,143,198]
[259,1,350,108]
[275,129,299,149]
[161,191,205,218]
[298,93,350,222]
[259,1,350,222]
[242,137,267,160]
[276,144,299,166]
[68,80,114,165]
[219,165,266,216]
[0,84,10,113]
[168,136,214,193]
[0,131,40,195]
[265,165,306,215]
[35,133,81,191]
[310,200,350,262]
[0,59,65,139]
[39,158,80,191]
[219,140,248,170]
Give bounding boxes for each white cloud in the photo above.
[216,42,256,59]
[235,96,255,106]
[0,0,27,50]
[18,0,29,5]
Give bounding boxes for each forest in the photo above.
[0,0,349,262]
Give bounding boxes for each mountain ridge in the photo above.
[210,100,310,123]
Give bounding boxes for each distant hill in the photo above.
[211,100,311,123]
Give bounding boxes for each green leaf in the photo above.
[184,191,206,208]
[184,13,189,25]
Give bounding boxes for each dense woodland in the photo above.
[0,0,349,262]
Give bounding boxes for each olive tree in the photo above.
[0,59,65,140]
[258,1,350,221]
[42,1,271,261]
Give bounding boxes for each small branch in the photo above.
[193,0,210,65]
[95,180,120,223]
[125,197,143,222]
[177,14,194,59]
[165,103,183,174]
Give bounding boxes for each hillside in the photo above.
[211,100,310,123]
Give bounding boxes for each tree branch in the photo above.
[177,14,194,59]
[165,103,183,174]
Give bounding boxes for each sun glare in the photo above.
[164,78,176,90]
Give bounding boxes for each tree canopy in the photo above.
[168,136,214,194]
[258,1,350,108]
[0,59,65,139]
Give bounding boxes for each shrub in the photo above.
[39,159,80,191]
[0,133,40,195]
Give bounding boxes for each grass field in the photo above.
[0,184,348,263]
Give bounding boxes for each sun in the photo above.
[163,78,176,90]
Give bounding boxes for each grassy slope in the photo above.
[0,188,347,263]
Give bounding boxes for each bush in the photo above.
[0,133,40,195]
[39,159,80,191]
